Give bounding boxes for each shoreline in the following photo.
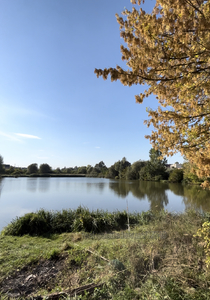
[1,174,86,178]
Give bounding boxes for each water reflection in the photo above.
[138,181,169,211]
[109,180,210,212]
[26,178,51,193]
[1,178,210,233]
[109,181,130,198]
[168,183,184,196]
[86,182,106,193]
[183,185,210,212]
[109,181,169,211]
[0,178,3,197]
[26,178,38,193]
[38,178,50,193]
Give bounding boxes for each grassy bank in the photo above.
[2,207,154,236]
[1,209,210,299]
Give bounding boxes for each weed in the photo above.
[48,248,60,260]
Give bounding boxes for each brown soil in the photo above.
[0,256,67,299]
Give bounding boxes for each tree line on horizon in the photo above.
[0,149,203,184]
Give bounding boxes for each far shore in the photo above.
[1,174,86,178]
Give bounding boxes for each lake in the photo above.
[1,177,210,232]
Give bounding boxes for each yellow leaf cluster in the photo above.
[194,222,210,267]
[95,0,210,181]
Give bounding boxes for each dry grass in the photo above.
[1,209,210,299]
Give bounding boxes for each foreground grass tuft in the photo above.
[2,206,155,236]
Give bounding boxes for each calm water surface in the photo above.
[1,177,210,232]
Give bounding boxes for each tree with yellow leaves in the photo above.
[95,0,210,183]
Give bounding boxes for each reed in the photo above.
[2,206,159,236]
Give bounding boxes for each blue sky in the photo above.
[0,0,183,169]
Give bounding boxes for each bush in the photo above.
[27,163,38,174]
[39,163,52,174]
[169,169,183,183]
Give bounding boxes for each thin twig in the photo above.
[85,248,109,262]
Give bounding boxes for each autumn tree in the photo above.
[183,161,203,183]
[95,0,210,183]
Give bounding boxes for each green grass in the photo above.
[1,209,210,299]
[0,234,62,279]
[2,206,156,236]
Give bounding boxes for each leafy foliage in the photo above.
[139,148,168,180]
[169,169,183,183]
[126,160,146,180]
[95,0,210,182]
[39,163,52,174]
[106,157,131,179]
[0,155,4,174]
[183,161,203,184]
[195,221,210,268]
[27,163,38,174]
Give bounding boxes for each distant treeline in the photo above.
[0,149,203,184]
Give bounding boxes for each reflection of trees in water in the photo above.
[109,180,169,211]
[128,181,147,200]
[168,183,210,212]
[109,181,131,198]
[38,178,50,193]
[26,178,38,193]
[168,183,184,196]
[0,178,3,197]
[137,181,169,211]
[86,182,106,193]
[182,185,210,212]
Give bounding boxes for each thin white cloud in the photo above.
[95,146,100,149]
[0,131,21,142]
[15,133,41,139]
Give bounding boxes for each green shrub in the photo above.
[169,169,183,183]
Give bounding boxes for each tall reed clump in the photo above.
[2,209,53,236]
[2,206,157,236]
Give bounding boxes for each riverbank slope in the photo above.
[1,209,210,299]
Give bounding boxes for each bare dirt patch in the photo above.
[0,256,67,299]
